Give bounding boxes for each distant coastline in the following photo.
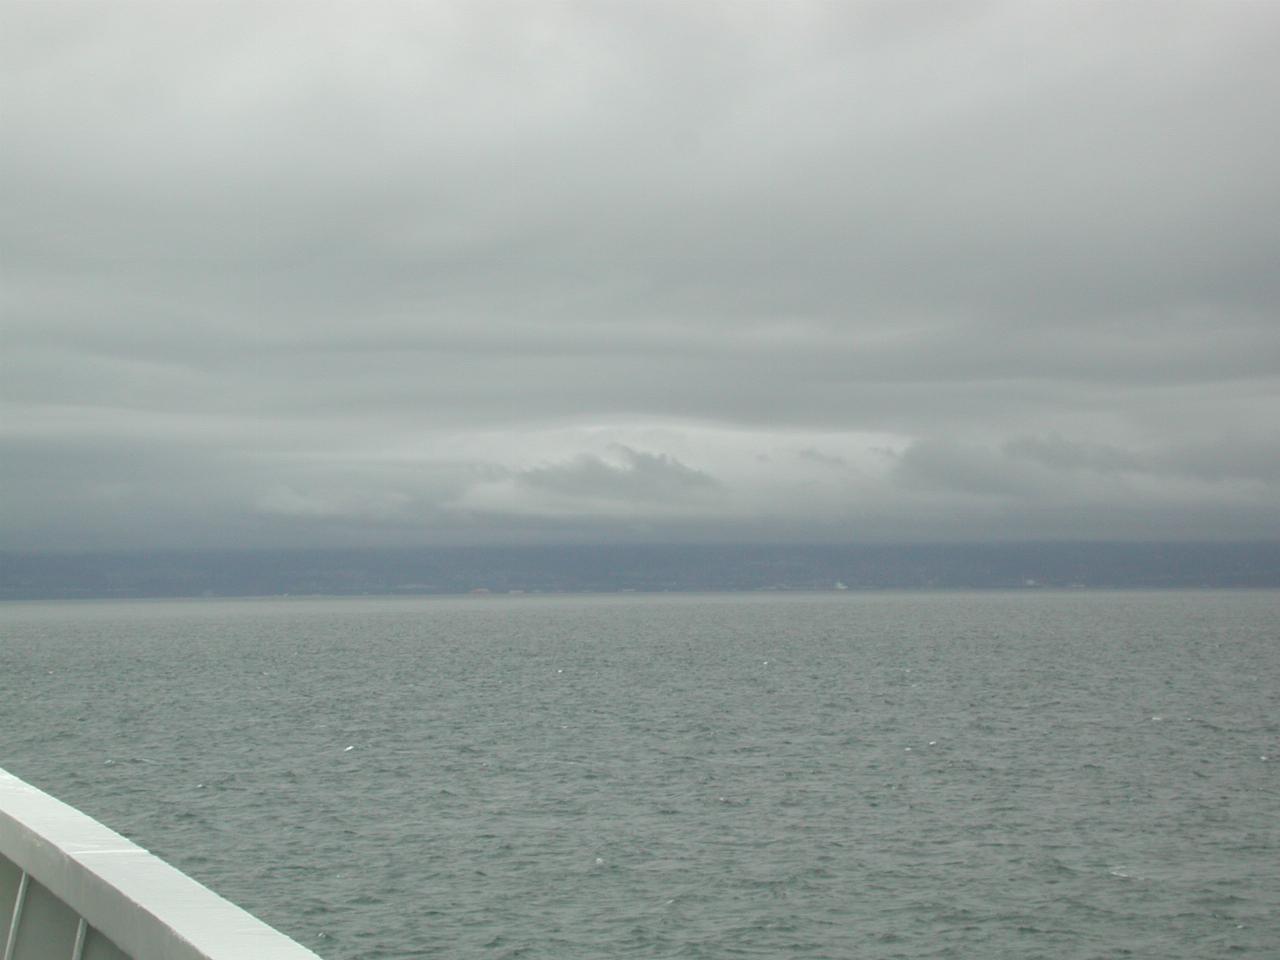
[3,541,1278,601]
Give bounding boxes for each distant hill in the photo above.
[2,542,1278,600]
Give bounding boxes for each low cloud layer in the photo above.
[2,2,1278,550]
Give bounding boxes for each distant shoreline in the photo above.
[4,541,1278,601]
[4,585,1279,608]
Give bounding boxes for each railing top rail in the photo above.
[0,766,321,960]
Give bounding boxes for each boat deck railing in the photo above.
[0,765,321,960]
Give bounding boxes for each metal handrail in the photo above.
[0,766,321,960]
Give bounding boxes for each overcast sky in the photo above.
[3,1,1278,551]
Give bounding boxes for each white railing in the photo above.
[0,766,322,960]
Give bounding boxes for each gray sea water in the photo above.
[2,591,1277,959]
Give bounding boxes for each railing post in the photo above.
[2,870,28,960]
[71,917,88,960]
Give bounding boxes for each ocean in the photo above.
[2,590,1277,959]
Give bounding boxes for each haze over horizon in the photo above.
[4,2,1278,553]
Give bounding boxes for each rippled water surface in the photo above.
[2,591,1278,958]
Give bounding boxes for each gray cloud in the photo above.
[1002,435,1147,476]
[2,1,1278,549]
[453,447,721,523]
[519,448,719,500]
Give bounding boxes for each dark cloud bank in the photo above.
[3,2,1278,572]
